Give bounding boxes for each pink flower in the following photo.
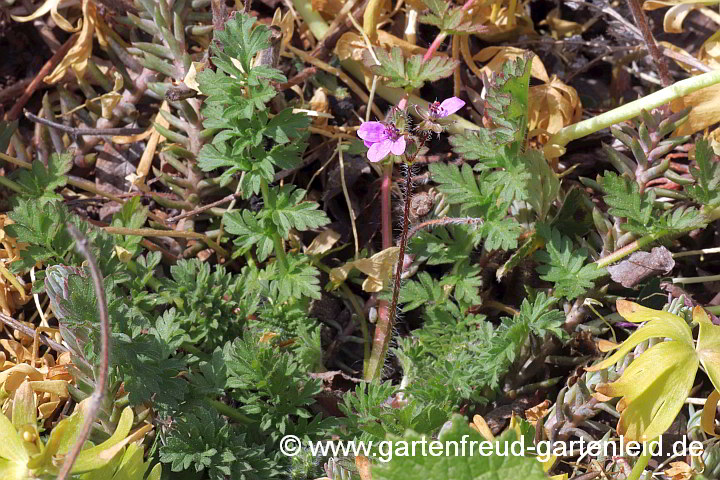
[357,121,406,162]
[427,97,465,120]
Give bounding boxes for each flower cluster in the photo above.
[357,97,465,162]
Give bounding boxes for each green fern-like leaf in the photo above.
[534,225,606,299]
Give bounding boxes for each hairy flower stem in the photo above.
[56,225,111,480]
[546,69,720,157]
[364,161,395,380]
[365,162,413,380]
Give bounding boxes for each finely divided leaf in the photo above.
[534,225,606,299]
[600,171,654,233]
[688,139,720,206]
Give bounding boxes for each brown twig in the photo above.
[56,225,111,480]
[275,67,318,92]
[661,46,713,73]
[6,36,76,121]
[25,111,146,137]
[310,0,368,60]
[166,192,243,222]
[0,312,68,353]
[627,0,673,87]
[0,79,32,105]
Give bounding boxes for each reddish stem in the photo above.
[422,0,475,63]
[365,161,394,380]
[380,162,393,248]
[423,33,448,63]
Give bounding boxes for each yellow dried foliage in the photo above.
[644,0,720,34]
[309,87,332,127]
[329,247,399,292]
[664,461,695,480]
[12,0,106,84]
[671,83,720,136]
[649,8,720,140]
[702,389,720,437]
[0,215,30,316]
[335,30,429,63]
[311,0,346,20]
[467,0,535,41]
[468,414,495,441]
[305,229,341,255]
[0,215,72,420]
[0,360,71,420]
[524,399,551,424]
[538,7,593,39]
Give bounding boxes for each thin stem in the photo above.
[338,142,359,257]
[595,231,664,268]
[365,163,413,381]
[207,398,255,425]
[627,0,672,87]
[25,111,146,136]
[57,225,111,480]
[407,216,484,242]
[380,162,393,249]
[390,165,412,322]
[421,0,475,63]
[673,246,720,258]
[546,69,720,157]
[261,181,288,273]
[423,33,448,63]
[672,274,720,285]
[0,311,67,353]
[364,161,394,380]
[166,192,243,222]
[626,445,651,480]
[103,226,207,239]
[0,175,24,194]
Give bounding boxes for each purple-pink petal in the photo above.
[368,140,392,162]
[357,121,387,142]
[390,136,406,156]
[439,97,465,117]
[364,139,375,148]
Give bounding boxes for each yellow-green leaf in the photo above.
[0,413,29,466]
[694,306,720,392]
[587,319,692,372]
[11,380,36,431]
[70,407,135,473]
[597,340,698,441]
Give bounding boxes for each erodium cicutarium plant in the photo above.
[358,97,465,380]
